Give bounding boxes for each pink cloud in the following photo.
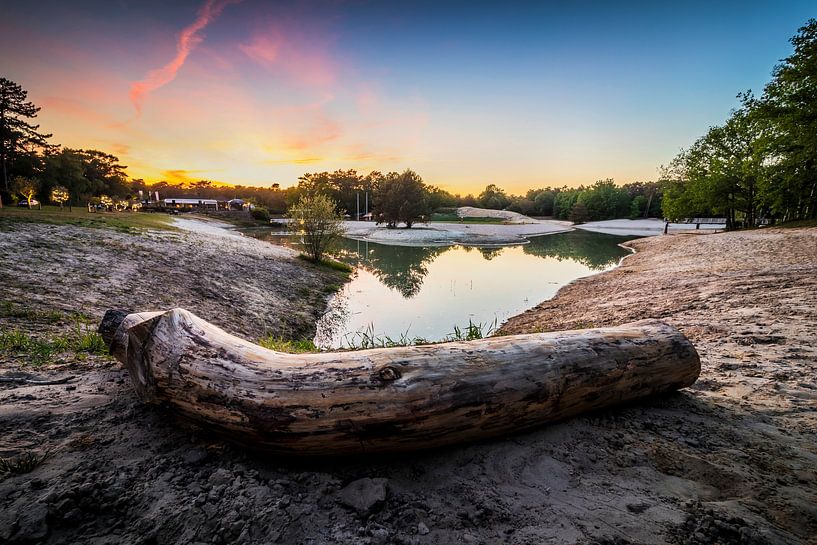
[239,29,336,88]
[129,0,240,114]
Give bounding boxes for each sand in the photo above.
[344,220,572,246]
[1,223,815,545]
[575,218,725,237]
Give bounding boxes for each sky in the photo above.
[1,0,814,194]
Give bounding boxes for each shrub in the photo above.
[251,207,270,222]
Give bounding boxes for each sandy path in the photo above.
[1,226,815,545]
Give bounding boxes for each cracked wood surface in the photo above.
[106,308,700,455]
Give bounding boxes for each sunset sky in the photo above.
[1,0,814,194]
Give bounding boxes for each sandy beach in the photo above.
[1,222,815,544]
[344,219,573,246]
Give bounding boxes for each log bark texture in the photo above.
[105,308,700,455]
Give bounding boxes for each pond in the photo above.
[246,229,636,349]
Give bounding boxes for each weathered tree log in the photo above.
[103,308,700,455]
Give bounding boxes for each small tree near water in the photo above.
[288,194,344,262]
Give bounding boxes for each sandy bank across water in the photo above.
[343,219,573,246]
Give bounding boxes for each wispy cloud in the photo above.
[129,0,239,114]
[239,28,336,88]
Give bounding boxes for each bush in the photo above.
[250,207,270,222]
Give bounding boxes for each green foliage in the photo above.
[250,206,270,222]
[478,184,511,210]
[664,19,817,225]
[11,175,39,207]
[288,193,344,262]
[0,77,52,199]
[0,321,107,365]
[297,254,353,273]
[372,169,430,228]
[568,201,590,223]
[258,336,318,353]
[630,195,648,218]
[341,319,496,350]
[448,319,497,341]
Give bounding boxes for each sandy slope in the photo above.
[1,225,815,545]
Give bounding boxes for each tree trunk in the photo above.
[102,308,701,455]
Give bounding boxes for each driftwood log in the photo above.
[101,308,700,455]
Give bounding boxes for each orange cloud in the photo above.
[129,0,240,114]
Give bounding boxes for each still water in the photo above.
[248,230,635,349]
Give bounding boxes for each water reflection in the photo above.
[523,230,633,270]
[334,240,448,298]
[245,229,634,348]
[331,230,632,299]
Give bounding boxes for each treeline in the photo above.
[661,19,817,226]
[468,180,662,221]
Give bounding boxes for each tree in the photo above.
[288,193,344,262]
[11,175,39,208]
[665,99,764,227]
[568,201,589,224]
[0,78,51,201]
[756,18,817,220]
[99,195,113,211]
[478,184,511,210]
[373,169,430,228]
[50,185,70,210]
[532,190,555,216]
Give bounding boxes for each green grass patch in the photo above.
[296,254,354,273]
[0,320,108,365]
[0,205,174,233]
[258,336,318,353]
[341,319,498,349]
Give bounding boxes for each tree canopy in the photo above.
[0,77,52,200]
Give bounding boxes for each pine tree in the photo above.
[0,77,52,199]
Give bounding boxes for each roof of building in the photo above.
[162,198,219,205]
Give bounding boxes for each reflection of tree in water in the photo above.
[334,239,451,298]
[477,246,505,261]
[523,231,634,270]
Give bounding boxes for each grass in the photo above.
[258,318,498,353]
[0,205,175,233]
[0,450,51,475]
[296,254,354,273]
[0,318,108,365]
[258,336,318,353]
[341,319,497,349]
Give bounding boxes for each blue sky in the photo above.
[1,0,813,192]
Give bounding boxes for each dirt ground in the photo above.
[1,224,815,545]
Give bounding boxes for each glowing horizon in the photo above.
[2,1,813,195]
